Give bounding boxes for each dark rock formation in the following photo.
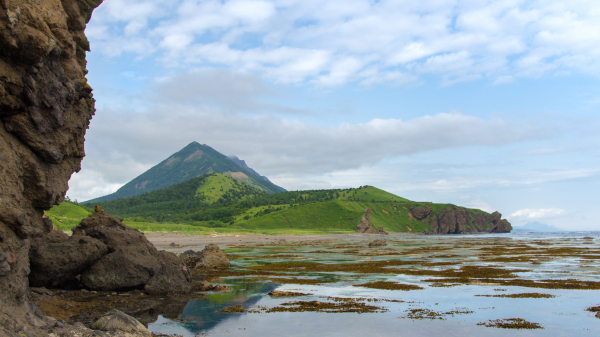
[180,244,231,269]
[74,211,191,294]
[355,208,389,235]
[424,207,512,234]
[408,206,432,220]
[29,231,108,288]
[368,239,387,247]
[0,0,103,334]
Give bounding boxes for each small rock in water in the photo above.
[91,309,152,336]
[369,240,387,247]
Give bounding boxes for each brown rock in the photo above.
[408,206,432,220]
[268,290,311,297]
[0,0,103,332]
[29,233,108,288]
[368,239,387,247]
[74,212,190,293]
[91,309,152,337]
[181,244,231,269]
[81,250,154,290]
[191,280,214,291]
[355,208,388,235]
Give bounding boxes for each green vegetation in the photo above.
[45,201,93,231]
[74,178,499,234]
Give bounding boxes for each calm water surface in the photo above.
[148,232,600,336]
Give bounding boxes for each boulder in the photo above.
[181,244,230,269]
[29,232,108,288]
[144,252,191,295]
[191,280,214,291]
[356,208,389,235]
[91,309,152,337]
[408,206,432,220]
[73,211,190,293]
[81,250,153,290]
[368,239,387,247]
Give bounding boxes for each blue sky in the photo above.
[70,0,600,230]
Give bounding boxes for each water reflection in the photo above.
[150,279,278,335]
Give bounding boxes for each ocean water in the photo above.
[148,232,600,336]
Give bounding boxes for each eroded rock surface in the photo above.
[424,207,512,234]
[356,208,389,235]
[29,231,108,288]
[75,211,191,294]
[0,0,103,335]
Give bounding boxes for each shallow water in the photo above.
[149,232,600,336]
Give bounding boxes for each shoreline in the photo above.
[144,232,416,247]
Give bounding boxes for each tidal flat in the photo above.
[36,232,600,336]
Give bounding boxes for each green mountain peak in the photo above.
[85,142,285,203]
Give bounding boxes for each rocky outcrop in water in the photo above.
[0,0,104,335]
[356,208,389,235]
[91,309,152,337]
[29,210,191,294]
[368,239,387,247]
[180,244,231,269]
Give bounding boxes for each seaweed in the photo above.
[477,318,543,329]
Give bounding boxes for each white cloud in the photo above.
[86,0,600,86]
[510,208,566,219]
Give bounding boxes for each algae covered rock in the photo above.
[91,309,152,337]
[368,239,387,247]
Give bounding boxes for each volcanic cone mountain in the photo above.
[86,142,285,203]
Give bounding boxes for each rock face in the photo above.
[180,244,231,269]
[78,211,191,294]
[28,210,191,295]
[421,207,512,234]
[356,208,389,235]
[0,0,103,333]
[29,231,108,288]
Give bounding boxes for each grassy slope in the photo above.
[45,201,93,231]
[196,173,254,204]
[233,186,483,233]
[65,184,495,234]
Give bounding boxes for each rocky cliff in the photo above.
[0,0,103,335]
[407,205,512,234]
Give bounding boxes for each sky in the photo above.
[69,0,600,230]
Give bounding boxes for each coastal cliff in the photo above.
[0,0,103,334]
[407,205,512,234]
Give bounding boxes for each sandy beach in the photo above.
[145,232,402,248]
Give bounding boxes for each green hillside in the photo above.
[79,179,510,234]
[86,142,285,203]
[45,201,93,231]
[83,173,267,223]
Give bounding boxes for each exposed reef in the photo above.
[0,0,106,335]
